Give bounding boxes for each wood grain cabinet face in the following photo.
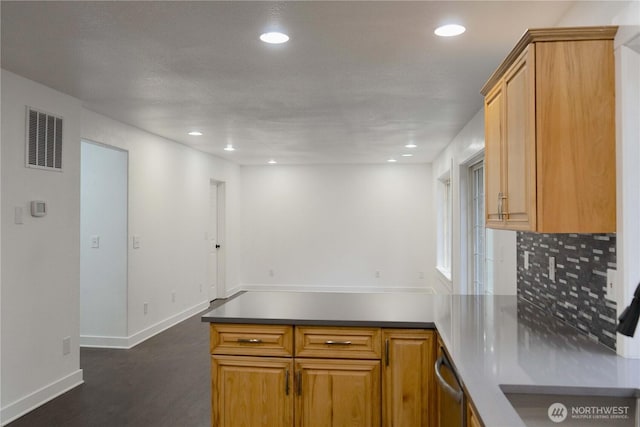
[484,83,506,228]
[295,326,382,359]
[211,355,293,427]
[210,324,436,427]
[295,359,381,427]
[211,324,293,357]
[466,399,483,427]
[382,330,436,427]
[482,27,617,233]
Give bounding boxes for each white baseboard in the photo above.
[223,285,244,298]
[80,300,210,349]
[1,369,84,426]
[238,284,436,294]
[79,334,130,349]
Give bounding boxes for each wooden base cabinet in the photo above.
[211,355,294,427]
[210,324,436,427]
[466,399,483,427]
[482,26,617,233]
[382,330,436,427]
[295,359,381,427]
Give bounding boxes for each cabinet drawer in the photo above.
[210,324,293,357]
[295,326,382,359]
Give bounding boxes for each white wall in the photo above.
[1,71,83,424]
[81,109,242,347]
[80,142,128,340]
[432,109,518,295]
[240,164,434,292]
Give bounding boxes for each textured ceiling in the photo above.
[1,1,575,165]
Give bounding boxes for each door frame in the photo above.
[79,138,129,345]
[209,179,226,300]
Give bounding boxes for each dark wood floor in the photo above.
[8,300,227,427]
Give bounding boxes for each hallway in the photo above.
[8,303,222,427]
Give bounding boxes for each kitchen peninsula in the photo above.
[202,291,640,427]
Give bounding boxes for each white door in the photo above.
[208,181,218,301]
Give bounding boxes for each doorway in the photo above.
[208,180,226,301]
[80,141,128,345]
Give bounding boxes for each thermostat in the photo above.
[30,200,46,217]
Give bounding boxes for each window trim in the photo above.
[437,171,452,281]
[468,159,486,294]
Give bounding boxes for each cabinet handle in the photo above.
[237,338,262,344]
[502,193,509,219]
[385,339,390,366]
[296,371,302,396]
[498,192,508,220]
[285,369,290,395]
[434,356,463,403]
[324,340,352,345]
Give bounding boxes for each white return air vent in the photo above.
[26,106,63,171]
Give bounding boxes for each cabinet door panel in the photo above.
[382,330,435,427]
[535,40,615,232]
[212,355,293,427]
[503,45,536,230]
[295,359,380,427]
[484,83,504,228]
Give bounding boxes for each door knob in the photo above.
[215,244,221,249]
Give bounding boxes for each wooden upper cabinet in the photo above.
[484,83,504,228]
[482,26,617,233]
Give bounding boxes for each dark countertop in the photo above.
[202,291,640,427]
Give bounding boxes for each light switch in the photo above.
[14,207,24,225]
[91,235,100,249]
[133,235,141,249]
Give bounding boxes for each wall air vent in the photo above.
[26,106,63,171]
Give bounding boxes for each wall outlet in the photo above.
[62,336,71,355]
[269,269,274,277]
[375,271,381,278]
[171,291,176,303]
[132,235,141,249]
[548,257,556,282]
[144,302,148,315]
[91,235,100,249]
[524,251,530,270]
[606,268,617,300]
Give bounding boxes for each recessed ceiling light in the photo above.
[387,158,397,163]
[224,144,235,152]
[268,159,277,164]
[402,153,414,157]
[405,143,417,148]
[434,24,466,37]
[260,32,289,44]
[188,131,203,136]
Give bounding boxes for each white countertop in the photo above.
[202,291,640,427]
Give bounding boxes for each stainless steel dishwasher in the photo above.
[435,345,465,427]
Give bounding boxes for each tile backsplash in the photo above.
[517,232,617,350]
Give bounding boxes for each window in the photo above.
[469,161,486,294]
[437,173,452,280]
